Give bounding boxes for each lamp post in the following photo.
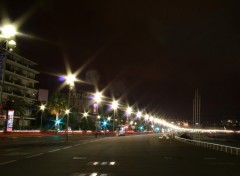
[65,74,76,141]
[65,109,70,141]
[83,112,88,131]
[95,115,101,138]
[126,107,132,125]
[111,100,118,133]
[93,92,102,136]
[40,104,46,130]
[0,24,17,117]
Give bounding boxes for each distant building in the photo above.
[69,90,91,114]
[38,89,49,103]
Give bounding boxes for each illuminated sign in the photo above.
[7,110,14,132]
[93,103,98,115]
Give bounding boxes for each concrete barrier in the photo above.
[176,136,240,156]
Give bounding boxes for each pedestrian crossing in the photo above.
[70,161,117,176]
[70,173,112,176]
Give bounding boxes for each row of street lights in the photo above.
[0,24,178,136]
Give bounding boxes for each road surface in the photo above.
[0,134,239,176]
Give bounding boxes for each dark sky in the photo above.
[1,0,240,120]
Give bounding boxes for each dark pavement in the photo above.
[0,134,240,176]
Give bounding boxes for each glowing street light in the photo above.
[40,104,46,130]
[126,107,132,124]
[65,74,76,87]
[137,111,142,118]
[144,114,149,121]
[8,40,16,50]
[111,100,118,110]
[126,107,132,115]
[65,109,70,115]
[0,24,17,38]
[94,92,102,103]
[83,112,88,118]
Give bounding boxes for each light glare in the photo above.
[111,100,118,110]
[94,92,102,103]
[40,104,46,111]
[65,109,70,114]
[126,107,132,115]
[65,74,76,86]
[1,24,17,38]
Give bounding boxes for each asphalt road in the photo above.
[0,134,240,176]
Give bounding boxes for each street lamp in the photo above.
[40,104,46,130]
[93,92,102,136]
[126,107,132,124]
[137,111,142,118]
[94,92,102,104]
[0,24,17,128]
[65,109,70,141]
[0,24,17,38]
[65,74,76,141]
[83,112,88,118]
[0,24,17,51]
[111,100,118,133]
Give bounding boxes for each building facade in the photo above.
[70,90,90,114]
[0,48,39,127]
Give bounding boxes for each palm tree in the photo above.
[47,93,68,130]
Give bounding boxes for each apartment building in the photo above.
[0,48,39,126]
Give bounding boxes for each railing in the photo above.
[175,136,240,156]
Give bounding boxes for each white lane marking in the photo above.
[73,144,81,146]
[63,146,72,149]
[73,157,87,160]
[0,160,17,165]
[70,173,109,176]
[93,162,99,165]
[48,149,61,153]
[204,158,217,160]
[25,153,43,159]
[109,161,116,165]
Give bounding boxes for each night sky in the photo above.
[1,0,240,120]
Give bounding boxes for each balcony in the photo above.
[4,79,37,91]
